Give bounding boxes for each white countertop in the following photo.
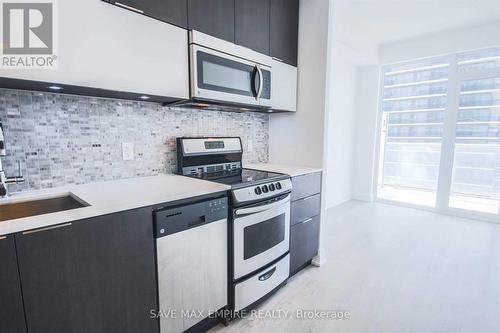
[0,174,230,236]
[245,163,322,177]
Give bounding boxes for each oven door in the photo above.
[233,194,290,280]
[190,44,266,106]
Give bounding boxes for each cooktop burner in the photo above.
[188,168,288,189]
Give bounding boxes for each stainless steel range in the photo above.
[177,137,291,314]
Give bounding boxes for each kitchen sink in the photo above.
[0,194,90,222]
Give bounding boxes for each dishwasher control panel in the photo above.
[208,198,227,214]
[154,196,228,238]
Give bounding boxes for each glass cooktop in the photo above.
[188,168,288,188]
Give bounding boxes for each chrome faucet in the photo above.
[0,123,25,198]
[0,162,6,197]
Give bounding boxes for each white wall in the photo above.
[351,66,380,202]
[323,41,359,208]
[322,4,379,209]
[379,21,500,64]
[268,0,330,168]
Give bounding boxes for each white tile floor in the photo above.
[210,201,500,333]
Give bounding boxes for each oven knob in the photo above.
[262,185,269,193]
[254,187,262,195]
[269,183,276,191]
[276,182,282,190]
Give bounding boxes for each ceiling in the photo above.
[333,0,500,48]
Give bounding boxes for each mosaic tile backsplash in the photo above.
[0,89,269,193]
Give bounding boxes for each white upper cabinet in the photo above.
[1,0,189,99]
[271,59,297,112]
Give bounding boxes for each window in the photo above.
[378,57,450,207]
[449,48,500,214]
[377,47,500,218]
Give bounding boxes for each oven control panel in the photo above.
[232,178,292,205]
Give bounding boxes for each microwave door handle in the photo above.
[251,66,260,98]
[256,65,263,100]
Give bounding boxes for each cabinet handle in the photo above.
[301,195,318,202]
[301,218,313,224]
[114,2,144,13]
[22,223,72,235]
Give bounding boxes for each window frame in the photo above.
[373,48,500,224]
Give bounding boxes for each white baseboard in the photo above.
[351,193,373,202]
[311,253,326,267]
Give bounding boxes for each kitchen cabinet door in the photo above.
[290,215,320,276]
[270,0,299,66]
[291,172,322,201]
[15,209,158,333]
[3,1,190,101]
[291,194,321,226]
[235,0,270,54]
[188,0,235,42]
[111,0,188,28]
[0,235,27,333]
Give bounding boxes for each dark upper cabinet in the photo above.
[0,235,27,333]
[270,0,299,66]
[188,0,235,42]
[111,0,188,28]
[105,0,300,67]
[235,0,270,55]
[15,209,158,333]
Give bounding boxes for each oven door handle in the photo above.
[235,194,291,216]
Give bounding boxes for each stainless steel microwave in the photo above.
[189,30,272,108]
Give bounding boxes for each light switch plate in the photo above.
[122,142,134,161]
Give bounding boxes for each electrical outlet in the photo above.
[247,139,253,153]
[122,142,135,161]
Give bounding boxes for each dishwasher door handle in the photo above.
[188,215,206,228]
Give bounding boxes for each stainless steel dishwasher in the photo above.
[154,196,228,333]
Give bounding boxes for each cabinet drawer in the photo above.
[234,254,289,312]
[290,215,320,275]
[291,194,321,226]
[291,172,321,201]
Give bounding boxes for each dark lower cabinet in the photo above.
[108,0,188,28]
[188,0,235,42]
[289,172,322,276]
[0,235,27,333]
[270,0,299,66]
[235,0,270,55]
[291,194,321,226]
[291,172,322,202]
[15,209,158,333]
[290,215,320,275]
